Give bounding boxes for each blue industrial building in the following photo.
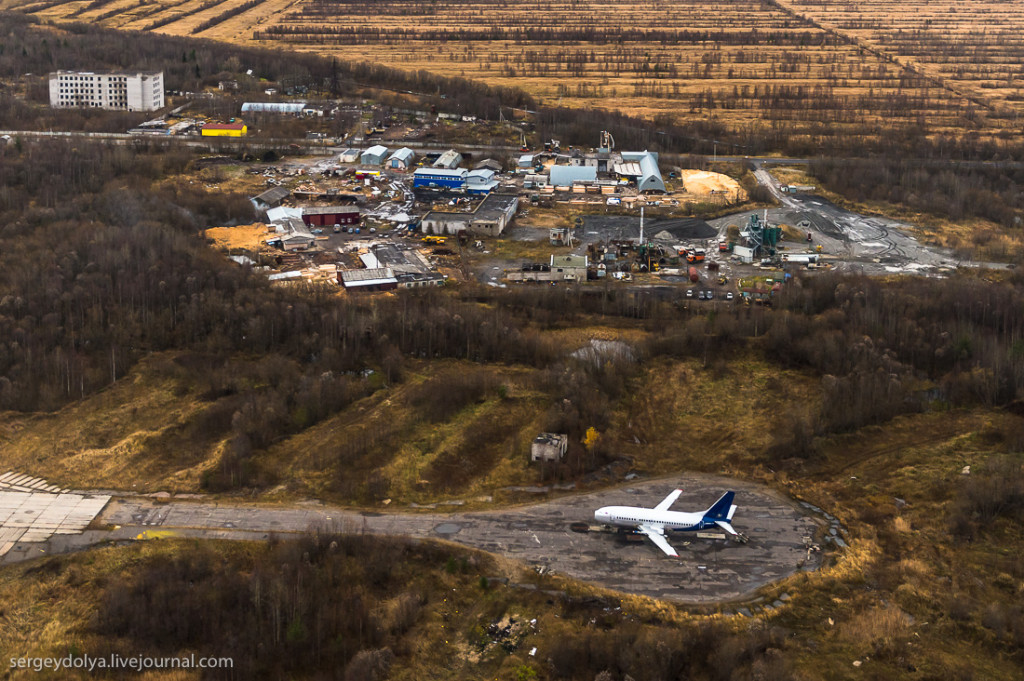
[413,167,468,189]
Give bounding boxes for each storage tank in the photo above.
[688,266,699,283]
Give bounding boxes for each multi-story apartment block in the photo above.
[48,70,165,112]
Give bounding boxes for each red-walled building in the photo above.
[301,206,361,227]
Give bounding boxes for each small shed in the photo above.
[531,433,568,462]
[361,145,389,166]
[733,245,754,263]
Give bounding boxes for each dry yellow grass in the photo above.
[8,0,1015,142]
[779,0,1024,121]
[0,343,809,505]
[609,354,819,475]
[0,354,218,492]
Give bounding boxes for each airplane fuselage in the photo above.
[593,490,738,557]
[594,506,716,533]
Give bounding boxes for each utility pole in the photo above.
[639,206,644,246]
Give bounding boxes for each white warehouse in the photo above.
[49,70,164,111]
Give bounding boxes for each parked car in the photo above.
[726,291,734,301]
[686,288,694,298]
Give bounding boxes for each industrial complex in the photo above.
[229,123,889,299]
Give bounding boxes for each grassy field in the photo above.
[6,0,1019,146]
[779,0,1024,130]
[0,342,812,506]
[1,401,1021,679]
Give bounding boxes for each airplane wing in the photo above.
[637,523,679,557]
[653,489,683,513]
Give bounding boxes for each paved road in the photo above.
[2,475,828,604]
[7,130,1022,170]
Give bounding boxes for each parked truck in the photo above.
[688,266,700,283]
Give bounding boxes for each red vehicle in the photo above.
[688,266,700,283]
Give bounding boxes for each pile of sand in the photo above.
[679,170,746,200]
[204,223,272,250]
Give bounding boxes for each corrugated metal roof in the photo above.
[302,205,360,215]
[341,267,397,286]
[612,162,642,177]
[268,270,304,281]
[362,145,388,157]
[475,159,503,171]
[414,168,468,178]
[253,186,290,203]
[620,151,666,193]
[241,102,305,113]
[549,166,597,186]
[266,206,302,223]
[433,149,462,167]
[467,169,495,182]
[389,147,415,162]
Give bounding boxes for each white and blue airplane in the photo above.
[594,490,738,557]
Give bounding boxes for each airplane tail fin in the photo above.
[704,491,735,521]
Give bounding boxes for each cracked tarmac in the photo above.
[1,474,826,604]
